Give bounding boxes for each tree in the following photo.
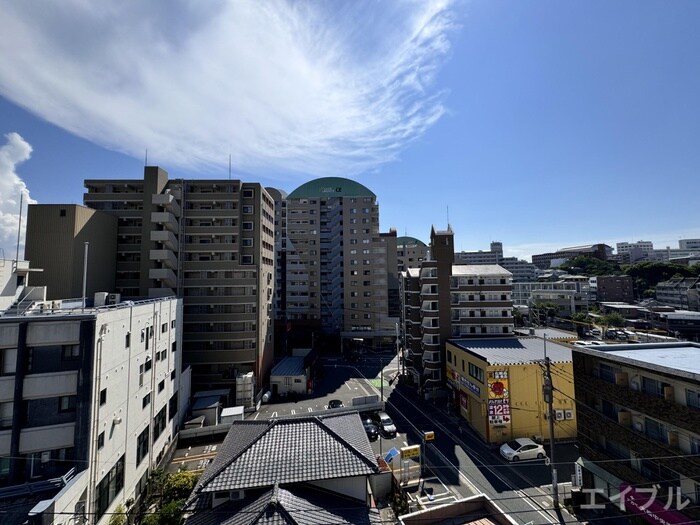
[163,471,199,504]
[622,262,695,298]
[108,504,127,525]
[601,312,625,328]
[570,312,590,337]
[558,256,620,276]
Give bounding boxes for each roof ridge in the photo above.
[315,414,379,472]
[192,420,278,495]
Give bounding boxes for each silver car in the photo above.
[499,438,546,462]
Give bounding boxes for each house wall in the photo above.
[307,475,367,502]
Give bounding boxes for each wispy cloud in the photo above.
[0,0,456,178]
[0,132,36,259]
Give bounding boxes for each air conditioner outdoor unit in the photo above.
[630,380,640,391]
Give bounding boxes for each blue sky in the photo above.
[1,0,699,261]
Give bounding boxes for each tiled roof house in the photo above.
[184,413,382,525]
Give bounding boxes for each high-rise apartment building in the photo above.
[396,236,428,273]
[400,226,514,395]
[79,167,275,399]
[272,177,398,346]
[455,241,536,282]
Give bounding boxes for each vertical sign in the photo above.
[487,370,511,425]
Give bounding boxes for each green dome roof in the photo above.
[288,177,375,199]
[396,236,427,247]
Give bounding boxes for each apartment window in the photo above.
[161,323,167,333]
[242,205,254,214]
[158,380,165,393]
[687,389,700,409]
[171,369,176,380]
[447,350,452,363]
[136,427,149,466]
[644,417,666,443]
[142,392,151,409]
[642,376,669,398]
[242,222,253,230]
[242,255,254,265]
[97,432,105,450]
[172,341,177,354]
[62,345,80,360]
[100,388,107,406]
[59,396,77,412]
[171,319,176,329]
[59,209,66,217]
[0,348,17,375]
[242,238,254,247]
[243,189,254,198]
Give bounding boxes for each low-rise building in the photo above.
[572,342,700,523]
[445,337,576,445]
[183,413,385,525]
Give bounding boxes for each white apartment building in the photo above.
[0,296,188,525]
[616,240,654,254]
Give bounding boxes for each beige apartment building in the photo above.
[24,204,118,300]
[400,226,514,395]
[25,167,275,401]
[271,177,398,347]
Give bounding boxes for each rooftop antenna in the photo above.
[446,205,450,227]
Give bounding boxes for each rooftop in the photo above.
[397,236,427,247]
[270,356,306,376]
[451,264,512,277]
[448,337,572,365]
[573,342,700,380]
[190,412,378,495]
[288,177,375,199]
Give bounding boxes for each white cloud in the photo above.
[0,0,456,179]
[0,132,36,259]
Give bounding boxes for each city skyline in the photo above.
[2,1,700,261]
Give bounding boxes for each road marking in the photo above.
[291,409,296,415]
[307,407,313,412]
[271,411,277,418]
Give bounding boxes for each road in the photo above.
[250,353,584,524]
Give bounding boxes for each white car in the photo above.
[499,438,546,462]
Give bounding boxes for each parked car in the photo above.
[362,418,379,441]
[328,399,344,409]
[371,411,397,438]
[499,437,546,462]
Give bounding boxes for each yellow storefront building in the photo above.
[445,337,577,445]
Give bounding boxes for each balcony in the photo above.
[150,249,178,269]
[151,211,179,233]
[421,301,438,313]
[152,193,181,216]
[149,268,177,288]
[151,230,179,250]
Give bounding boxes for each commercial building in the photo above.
[24,166,278,400]
[272,177,398,346]
[572,342,700,523]
[0,295,187,525]
[400,226,514,396]
[445,337,576,444]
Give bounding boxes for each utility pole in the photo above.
[379,356,384,455]
[542,334,560,509]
